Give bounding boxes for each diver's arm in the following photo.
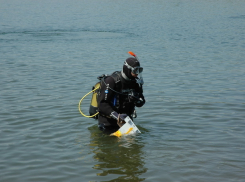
[98,76,116,116]
[98,77,129,122]
[135,84,145,107]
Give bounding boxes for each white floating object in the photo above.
[110,116,141,137]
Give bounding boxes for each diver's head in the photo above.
[123,57,143,79]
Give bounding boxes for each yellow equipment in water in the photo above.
[89,82,100,118]
[110,116,141,137]
[78,82,100,118]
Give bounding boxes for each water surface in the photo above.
[1,0,245,181]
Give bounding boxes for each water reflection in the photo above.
[88,125,147,182]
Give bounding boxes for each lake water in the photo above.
[1,0,245,181]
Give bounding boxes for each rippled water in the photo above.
[1,0,245,181]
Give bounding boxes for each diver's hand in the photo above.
[129,93,145,107]
[128,90,139,103]
[111,112,128,127]
[110,111,128,122]
[134,97,145,107]
[135,98,144,104]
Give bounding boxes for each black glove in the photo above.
[135,98,144,104]
[110,111,128,122]
[128,90,145,106]
[128,90,140,103]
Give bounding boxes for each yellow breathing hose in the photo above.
[78,87,99,118]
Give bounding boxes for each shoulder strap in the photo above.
[97,71,124,95]
[110,71,121,91]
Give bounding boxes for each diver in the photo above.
[97,56,145,133]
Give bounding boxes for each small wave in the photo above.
[0,28,133,36]
[229,15,245,19]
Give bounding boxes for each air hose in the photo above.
[78,87,99,118]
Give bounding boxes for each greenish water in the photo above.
[1,0,245,181]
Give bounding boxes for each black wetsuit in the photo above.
[97,71,145,131]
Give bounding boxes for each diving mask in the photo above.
[124,61,143,75]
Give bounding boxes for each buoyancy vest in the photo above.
[89,71,122,118]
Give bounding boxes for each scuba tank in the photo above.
[88,74,108,118]
[89,82,100,119]
[88,73,120,119]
